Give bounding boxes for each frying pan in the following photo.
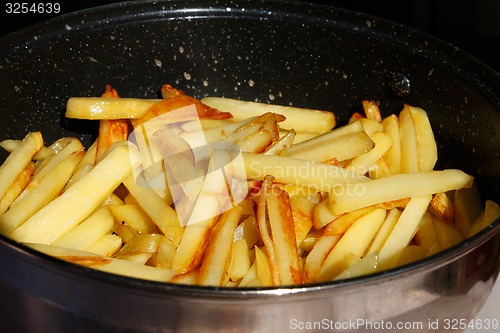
[0,1,499,332]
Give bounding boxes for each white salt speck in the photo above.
[89,57,97,63]
[154,59,162,67]
[269,94,275,101]
[342,73,348,79]
[65,24,72,30]
[248,79,255,87]
[179,46,185,54]
[226,7,231,11]
[184,72,192,80]
[203,80,208,86]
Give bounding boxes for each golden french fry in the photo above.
[408,105,437,172]
[0,139,53,161]
[66,97,161,119]
[365,208,402,255]
[318,208,386,281]
[109,204,161,234]
[238,261,258,287]
[149,236,176,270]
[399,105,419,173]
[0,132,43,201]
[345,131,392,175]
[16,137,84,203]
[240,152,369,194]
[290,196,314,247]
[233,215,260,249]
[228,239,251,281]
[324,206,377,236]
[360,118,384,138]
[10,142,141,244]
[264,179,302,285]
[329,169,473,215]
[86,233,123,257]
[287,131,374,163]
[263,130,295,155]
[378,195,433,270]
[199,205,242,286]
[304,234,341,283]
[0,151,83,235]
[201,97,335,134]
[362,100,382,122]
[287,120,364,155]
[0,162,34,215]
[172,196,220,275]
[311,199,336,230]
[382,114,401,174]
[254,246,273,286]
[122,174,181,243]
[51,206,115,251]
[236,130,273,153]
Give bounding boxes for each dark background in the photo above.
[1,0,500,72]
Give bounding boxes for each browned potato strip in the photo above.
[430,192,454,224]
[172,194,221,275]
[256,176,279,284]
[0,162,34,215]
[199,205,242,286]
[0,132,43,201]
[290,196,314,248]
[311,199,337,230]
[265,181,302,285]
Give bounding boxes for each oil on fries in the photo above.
[0,86,499,286]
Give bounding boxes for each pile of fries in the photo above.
[0,84,498,287]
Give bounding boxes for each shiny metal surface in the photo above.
[0,1,499,332]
